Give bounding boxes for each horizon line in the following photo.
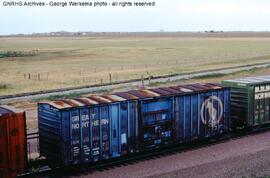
[1,30,270,36]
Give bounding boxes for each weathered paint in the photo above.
[222,75,270,128]
[39,100,138,166]
[38,83,230,167]
[139,97,174,149]
[174,89,230,141]
[0,105,27,178]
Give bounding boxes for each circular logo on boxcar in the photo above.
[200,96,223,128]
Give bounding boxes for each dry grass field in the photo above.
[1,32,270,95]
[8,64,270,130]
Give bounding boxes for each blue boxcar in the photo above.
[38,83,230,167]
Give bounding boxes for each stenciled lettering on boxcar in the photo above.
[100,106,110,158]
[100,118,109,125]
[81,114,90,128]
[200,96,223,128]
[72,115,80,129]
[81,111,91,162]
[71,111,80,162]
[255,85,270,99]
[90,109,100,159]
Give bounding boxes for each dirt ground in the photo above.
[74,131,270,178]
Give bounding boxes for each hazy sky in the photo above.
[0,0,270,35]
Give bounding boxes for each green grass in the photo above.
[1,33,270,95]
[192,73,227,79]
[0,50,38,58]
[148,65,270,87]
[33,88,113,101]
[33,92,83,101]
[0,82,10,90]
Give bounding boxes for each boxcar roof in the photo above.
[40,83,225,109]
[223,75,270,85]
[0,105,24,117]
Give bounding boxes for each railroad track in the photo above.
[0,62,270,104]
[19,125,270,178]
[1,61,270,103]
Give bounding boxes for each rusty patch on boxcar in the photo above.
[0,106,27,178]
[149,88,171,96]
[40,83,226,109]
[185,84,207,91]
[60,100,80,107]
[102,95,126,102]
[114,92,139,100]
[52,100,71,109]
[88,95,112,104]
[174,85,194,93]
[163,87,182,94]
[127,90,156,98]
[74,98,97,105]
[142,90,160,97]
[203,83,223,89]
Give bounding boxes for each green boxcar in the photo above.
[222,76,270,128]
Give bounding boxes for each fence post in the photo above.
[141,75,144,86]
[109,73,112,84]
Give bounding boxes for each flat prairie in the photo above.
[1,32,270,95]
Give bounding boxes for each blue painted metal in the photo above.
[100,106,110,159]
[80,108,91,162]
[174,88,230,142]
[120,102,128,155]
[38,83,230,167]
[90,107,100,161]
[140,98,174,149]
[111,104,120,157]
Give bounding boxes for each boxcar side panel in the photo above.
[140,98,173,149]
[120,102,128,155]
[110,104,120,157]
[14,112,27,173]
[174,97,180,142]
[80,108,91,163]
[128,101,138,153]
[0,117,11,177]
[184,95,191,140]
[253,84,270,126]
[90,107,100,161]
[70,109,81,164]
[175,89,230,142]
[61,110,71,165]
[100,106,110,159]
[191,95,199,139]
[222,81,248,128]
[38,104,62,165]
[0,107,27,178]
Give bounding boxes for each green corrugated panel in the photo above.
[222,75,270,128]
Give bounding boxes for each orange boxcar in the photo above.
[0,105,27,178]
